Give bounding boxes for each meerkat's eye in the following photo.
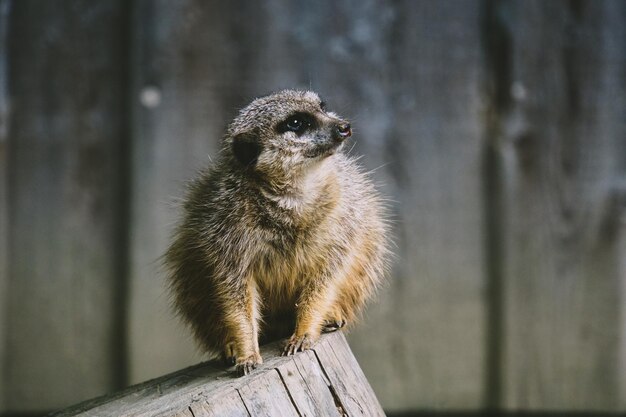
[286,117,304,132]
[319,101,327,111]
[277,112,316,135]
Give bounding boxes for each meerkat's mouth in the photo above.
[304,141,343,159]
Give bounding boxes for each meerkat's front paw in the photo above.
[282,333,317,356]
[235,352,262,376]
[322,318,347,333]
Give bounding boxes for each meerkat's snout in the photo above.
[302,118,352,159]
[329,121,351,146]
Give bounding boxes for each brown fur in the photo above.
[165,90,390,375]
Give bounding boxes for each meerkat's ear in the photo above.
[232,132,263,167]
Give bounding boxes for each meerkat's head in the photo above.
[225,90,351,180]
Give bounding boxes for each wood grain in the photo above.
[238,370,300,417]
[314,334,385,417]
[188,390,251,417]
[488,0,626,410]
[4,0,130,411]
[276,351,342,417]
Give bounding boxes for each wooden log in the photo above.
[51,332,385,417]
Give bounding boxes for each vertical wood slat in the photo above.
[4,1,130,411]
[0,0,10,411]
[490,0,626,410]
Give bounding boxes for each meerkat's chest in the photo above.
[252,232,324,304]
[250,190,344,304]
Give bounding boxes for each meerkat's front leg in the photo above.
[283,278,337,356]
[222,279,262,375]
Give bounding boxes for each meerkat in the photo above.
[165,90,390,376]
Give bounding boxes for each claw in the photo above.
[322,318,347,333]
[236,362,256,376]
[282,333,315,356]
[234,353,262,377]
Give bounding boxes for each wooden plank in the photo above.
[53,332,375,417]
[489,0,626,410]
[0,0,10,412]
[4,0,130,411]
[128,1,487,411]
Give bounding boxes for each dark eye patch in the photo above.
[319,101,327,111]
[276,112,317,136]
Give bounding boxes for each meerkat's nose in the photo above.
[336,123,352,139]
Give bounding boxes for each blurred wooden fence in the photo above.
[1,0,625,414]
